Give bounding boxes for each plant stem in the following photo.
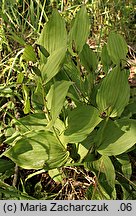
[12,164,19,187]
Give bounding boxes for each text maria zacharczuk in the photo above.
[20,202,109,212]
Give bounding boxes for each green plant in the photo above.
[0,4,136,200]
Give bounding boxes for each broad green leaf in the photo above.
[86,177,116,200]
[38,45,50,58]
[0,159,14,173]
[68,5,90,54]
[47,80,72,127]
[78,43,97,97]
[14,112,47,133]
[32,66,41,76]
[79,43,97,72]
[4,130,69,170]
[127,102,136,115]
[116,180,135,200]
[97,118,136,156]
[120,183,133,200]
[4,131,20,145]
[122,102,136,118]
[86,183,110,200]
[0,180,36,200]
[101,44,112,73]
[82,73,95,98]
[107,32,128,65]
[48,168,63,183]
[40,47,66,84]
[96,66,130,117]
[78,142,93,162]
[85,155,115,194]
[22,45,37,62]
[116,153,132,179]
[61,105,102,143]
[37,9,67,55]
[78,131,97,162]
[63,60,81,90]
[122,163,132,180]
[54,118,66,135]
[31,78,44,111]
[63,60,83,102]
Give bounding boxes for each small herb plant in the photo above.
[0,4,136,199]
